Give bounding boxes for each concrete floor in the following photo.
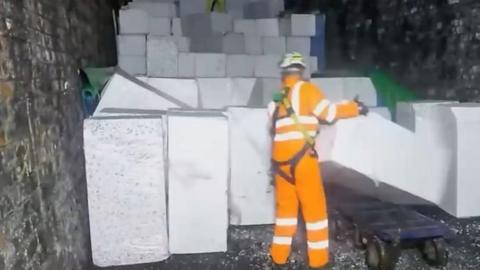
[93,205,480,270]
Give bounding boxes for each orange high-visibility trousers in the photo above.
[270,152,329,268]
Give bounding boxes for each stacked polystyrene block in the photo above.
[117,35,147,75]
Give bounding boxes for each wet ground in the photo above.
[94,204,480,270]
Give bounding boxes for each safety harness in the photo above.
[271,83,318,185]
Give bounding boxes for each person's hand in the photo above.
[354,96,369,116]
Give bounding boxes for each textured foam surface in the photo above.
[84,118,169,267]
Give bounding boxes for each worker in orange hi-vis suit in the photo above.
[268,52,369,270]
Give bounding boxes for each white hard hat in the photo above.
[279,52,307,71]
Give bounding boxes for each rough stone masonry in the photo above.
[0,0,116,269]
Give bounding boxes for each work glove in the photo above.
[354,96,369,116]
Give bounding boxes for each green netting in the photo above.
[82,67,115,96]
[368,69,419,119]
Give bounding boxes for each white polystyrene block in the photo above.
[117,35,146,56]
[245,36,263,55]
[310,78,345,102]
[174,36,190,52]
[147,36,178,77]
[286,37,310,57]
[172,18,183,36]
[182,13,233,37]
[369,107,392,121]
[309,56,318,74]
[342,77,377,106]
[223,33,246,54]
[328,114,445,209]
[129,1,175,17]
[198,78,231,109]
[189,35,223,53]
[195,53,226,77]
[291,14,316,36]
[228,107,274,225]
[118,55,146,75]
[119,9,149,34]
[233,19,257,35]
[396,101,457,132]
[179,0,206,17]
[439,104,480,217]
[94,72,182,116]
[136,76,149,83]
[84,118,169,267]
[178,53,195,78]
[227,54,255,77]
[226,0,249,19]
[256,19,280,37]
[148,17,171,35]
[262,37,286,55]
[247,78,281,107]
[254,55,281,78]
[198,78,256,108]
[230,78,257,106]
[243,0,284,19]
[146,78,199,108]
[167,112,229,254]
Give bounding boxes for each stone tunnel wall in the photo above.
[0,0,116,269]
[323,0,480,101]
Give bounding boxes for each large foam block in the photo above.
[117,35,146,56]
[243,0,283,19]
[189,35,224,53]
[118,55,146,75]
[396,101,458,131]
[262,37,286,55]
[182,13,233,37]
[226,0,249,18]
[148,17,171,35]
[223,33,246,54]
[147,36,178,77]
[84,118,169,266]
[245,36,263,55]
[195,53,226,77]
[369,107,392,121]
[172,18,183,36]
[342,77,377,106]
[254,55,281,78]
[256,19,281,37]
[248,78,281,107]
[227,54,255,77]
[129,1,176,17]
[167,111,229,254]
[146,78,199,108]
[179,0,205,16]
[178,53,195,78]
[290,14,316,36]
[436,104,480,217]
[228,107,274,225]
[94,70,187,116]
[198,78,256,108]
[286,37,310,57]
[326,114,445,209]
[119,8,149,34]
[310,78,345,102]
[234,19,257,35]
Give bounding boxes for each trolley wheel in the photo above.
[421,238,448,267]
[353,225,366,249]
[365,236,398,270]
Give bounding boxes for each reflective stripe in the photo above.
[274,131,317,142]
[276,218,298,226]
[306,220,328,231]
[273,236,293,245]
[313,99,330,116]
[325,105,337,123]
[308,240,329,250]
[268,101,276,117]
[291,81,304,114]
[276,116,318,128]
